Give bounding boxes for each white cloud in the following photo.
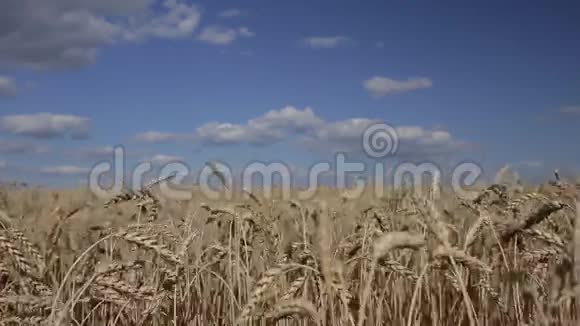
[238,26,255,37]
[150,154,184,164]
[249,106,323,131]
[0,161,6,169]
[133,131,193,143]
[417,130,452,145]
[39,165,90,175]
[198,25,254,45]
[363,76,432,97]
[300,118,464,157]
[395,126,425,140]
[195,106,321,145]
[0,0,200,69]
[198,26,235,45]
[194,106,465,157]
[121,0,201,41]
[59,0,155,15]
[560,106,580,114]
[218,8,244,18]
[196,122,272,145]
[300,118,379,153]
[0,76,18,97]
[134,106,324,145]
[0,113,90,139]
[0,139,50,154]
[313,118,380,143]
[303,36,350,49]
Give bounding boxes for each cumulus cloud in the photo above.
[560,106,580,114]
[196,122,266,145]
[0,139,50,155]
[129,106,467,158]
[298,118,379,153]
[238,27,255,37]
[195,106,322,145]
[363,76,432,97]
[58,0,155,15]
[300,119,464,157]
[198,26,254,45]
[0,76,18,97]
[0,113,90,139]
[193,106,465,157]
[312,118,380,144]
[133,131,193,143]
[39,165,90,176]
[131,108,299,146]
[121,0,201,41]
[0,0,200,69]
[149,154,184,164]
[249,106,323,131]
[303,36,350,49]
[218,9,244,18]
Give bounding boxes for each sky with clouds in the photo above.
[0,0,579,187]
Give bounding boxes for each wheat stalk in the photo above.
[116,229,181,266]
[237,264,293,323]
[265,299,320,324]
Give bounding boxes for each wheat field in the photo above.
[0,178,579,325]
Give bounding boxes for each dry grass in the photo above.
[0,180,578,325]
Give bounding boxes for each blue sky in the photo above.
[0,0,579,187]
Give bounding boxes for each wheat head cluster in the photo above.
[0,174,579,325]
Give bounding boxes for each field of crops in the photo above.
[0,179,578,325]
